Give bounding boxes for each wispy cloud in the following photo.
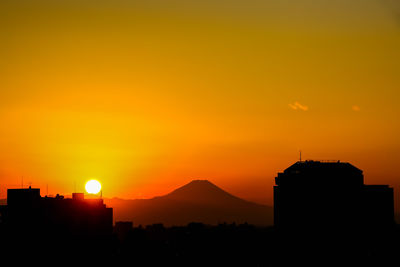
[289,101,309,111]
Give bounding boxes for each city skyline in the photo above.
[1,160,394,228]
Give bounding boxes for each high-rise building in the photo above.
[274,160,394,229]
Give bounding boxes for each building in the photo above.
[274,160,394,229]
[114,221,133,240]
[4,187,113,236]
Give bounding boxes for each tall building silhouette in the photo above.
[274,160,394,229]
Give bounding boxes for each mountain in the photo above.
[105,180,273,227]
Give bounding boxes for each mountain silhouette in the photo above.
[105,180,273,227]
[162,180,251,205]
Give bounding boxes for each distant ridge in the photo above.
[105,180,273,227]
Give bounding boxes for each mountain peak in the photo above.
[164,179,241,204]
[186,179,215,186]
[189,179,212,183]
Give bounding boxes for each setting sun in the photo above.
[85,180,102,194]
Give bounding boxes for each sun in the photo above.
[85,179,102,194]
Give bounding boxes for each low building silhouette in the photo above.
[274,160,394,229]
[114,221,133,240]
[4,187,113,236]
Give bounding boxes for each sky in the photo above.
[0,0,399,206]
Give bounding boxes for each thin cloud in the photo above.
[289,101,309,111]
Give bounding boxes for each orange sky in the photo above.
[0,0,400,206]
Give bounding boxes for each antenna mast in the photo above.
[299,150,302,162]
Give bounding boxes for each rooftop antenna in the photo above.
[299,150,302,162]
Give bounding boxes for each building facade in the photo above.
[274,160,394,229]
